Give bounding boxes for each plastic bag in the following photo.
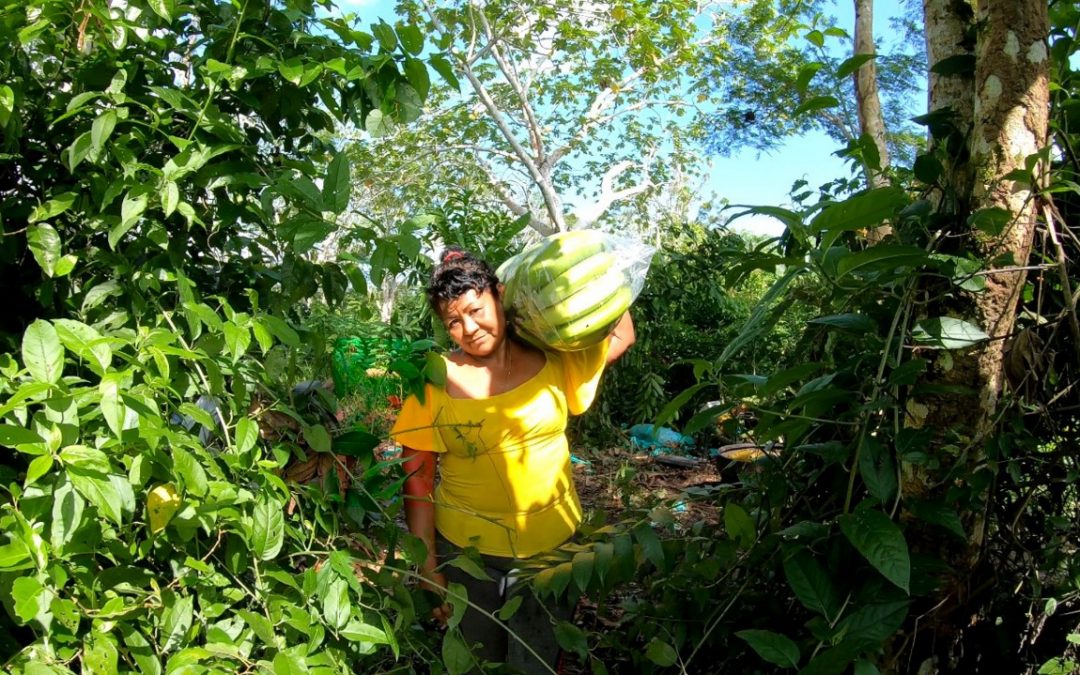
[497,230,655,351]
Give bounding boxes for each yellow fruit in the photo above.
[147,483,181,534]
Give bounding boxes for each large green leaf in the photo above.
[812,187,908,249]
[0,424,44,447]
[724,502,756,548]
[441,628,473,674]
[54,319,111,374]
[323,151,352,214]
[22,320,64,384]
[50,477,85,551]
[645,638,678,667]
[911,317,990,350]
[68,468,124,525]
[783,550,841,620]
[835,245,928,279]
[252,495,285,560]
[736,629,800,669]
[839,509,910,593]
[322,578,350,629]
[159,591,194,654]
[27,224,62,276]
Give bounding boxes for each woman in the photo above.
[391,247,634,672]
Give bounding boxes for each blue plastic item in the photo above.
[628,424,695,455]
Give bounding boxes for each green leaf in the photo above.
[173,447,208,497]
[967,207,1012,236]
[794,62,823,95]
[835,53,876,80]
[111,190,149,248]
[160,591,194,654]
[0,424,44,447]
[724,502,756,548]
[162,181,180,217]
[279,57,304,85]
[303,424,332,453]
[273,651,309,675]
[373,21,397,51]
[51,478,85,550]
[807,313,877,334]
[28,192,77,224]
[736,629,800,669]
[69,467,124,525]
[54,319,111,374]
[793,95,839,117]
[12,576,46,623]
[235,418,258,456]
[839,509,910,593]
[572,551,595,593]
[24,455,54,487]
[66,131,94,171]
[554,621,589,659]
[148,0,174,21]
[340,618,389,643]
[252,495,284,560]
[633,523,665,569]
[91,110,117,153]
[812,187,907,249]
[223,321,251,363]
[333,428,378,464]
[0,540,32,571]
[496,594,523,621]
[404,57,431,99]
[260,315,301,348]
[61,445,112,474]
[835,245,928,279]
[930,54,976,76]
[911,317,989,350]
[428,54,460,90]
[323,152,351,214]
[644,638,678,667]
[322,578,350,629]
[858,436,897,505]
[441,629,473,674]
[22,320,64,384]
[84,631,119,675]
[838,600,909,644]
[445,553,493,581]
[0,84,13,127]
[783,551,840,620]
[99,373,126,438]
[396,21,424,55]
[365,109,391,137]
[907,500,966,539]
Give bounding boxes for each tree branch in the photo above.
[421,0,566,232]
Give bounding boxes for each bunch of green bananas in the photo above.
[497,230,633,351]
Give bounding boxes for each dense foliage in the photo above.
[2,0,1078,674]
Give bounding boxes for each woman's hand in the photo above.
[421,569,453,626]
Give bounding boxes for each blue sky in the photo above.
[334,0,919,237]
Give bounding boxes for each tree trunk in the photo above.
[853,0,890,186]
[922,0,977,204]
[902,1,1049,671]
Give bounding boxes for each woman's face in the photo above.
[439,287,506,357]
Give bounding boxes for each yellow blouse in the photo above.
[390,341,609,558]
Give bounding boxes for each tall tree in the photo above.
[853,0,890,184]
[906,0,1050,668]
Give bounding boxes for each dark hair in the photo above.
[426,246,500,314]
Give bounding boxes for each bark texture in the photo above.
[922,0,977,201]
[854,0,890,185]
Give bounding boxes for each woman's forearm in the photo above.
[402,447,439,573]
[606,310,636,364]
